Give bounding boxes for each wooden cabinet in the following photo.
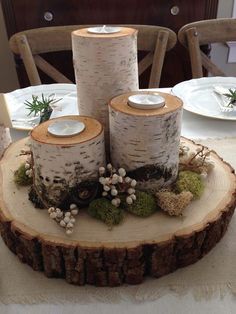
[1,0,218,88]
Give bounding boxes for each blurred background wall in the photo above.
[0,0,235,92]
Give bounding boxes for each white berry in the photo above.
[50,212,57,219]
[70,203,77,210]
[127,188,135,195]
[99,166,106,174]
[125,177,131,183]
[111,189,118,196]
[118,176,123,183]
[126,196,133,204]
[118,168,126,177]
[25,163,30,170]
[131,194,136,200]
[104,185,110,191]
[102,191,108,196]
[71,209,79,216]
[56,211,63,218]
[65,212,71,217]
[107,163,112,170]
[130,179,137,187]
[67,222,74,228]
[60,220,66,227]
[64,216,70,223]
[99,177,106,185]
[111,198,118,207]
[66,229,73,235]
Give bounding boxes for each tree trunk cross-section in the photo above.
[0,138,235,286]
[72,27,139,153]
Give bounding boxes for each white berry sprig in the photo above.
[48,203,79,235]
[19,149,33,179]
[98,164,137,207]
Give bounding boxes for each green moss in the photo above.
[124,191,157,217]
[175,170,204,199]
[88,198,124,226]
[14,163,32,186]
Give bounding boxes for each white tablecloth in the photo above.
[2,88,236,314]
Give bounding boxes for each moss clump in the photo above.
[88,198,124,226]
[175,170,204,199]
[124,191,157,217]
[156,190,193,216]
[14,163,32,186]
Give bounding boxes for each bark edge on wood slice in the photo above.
[0,137,235,286]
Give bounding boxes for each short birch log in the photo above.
[30,116,105,207]
[72,27,139,152]
[0,124,11,158]
[109,92,183,190]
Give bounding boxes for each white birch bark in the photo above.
[109,94,183,190]
[0,124,11,158]
[72,27,139,151]
[30,118,105,206]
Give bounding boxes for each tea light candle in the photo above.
[47,119,85,137]
[128,93,165,110]
[87,25,121,34]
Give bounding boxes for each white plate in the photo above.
[5,84,78,130]
[172,77,236,121]
[48,119,85,137]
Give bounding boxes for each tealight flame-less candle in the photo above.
[87,25,121,34]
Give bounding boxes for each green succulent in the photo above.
[24,93,61,123]
[224,88,236,107]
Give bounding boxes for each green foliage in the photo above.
[88,198,124,226]
[224,88,236,106]
[175,170,204,199]
[24,93,60,123]
[123,191,157,217]
[14,163,32,186]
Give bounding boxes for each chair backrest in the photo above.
[178,18,236,78]
[9,24,177,88]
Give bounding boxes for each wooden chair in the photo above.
[9,25,177,88]
[178,18,236,78]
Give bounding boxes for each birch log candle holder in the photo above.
[30,116,105,207]
[72,27,139,153]
[109,91,183,191]
[0,125,11,158]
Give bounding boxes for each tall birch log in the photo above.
[0,125,11,158]
[72,27,139,153]
[109,92,183,190]
[30,116,105,207]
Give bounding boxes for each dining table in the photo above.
[1,86,236,314]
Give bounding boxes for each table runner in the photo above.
[1,137,236,304]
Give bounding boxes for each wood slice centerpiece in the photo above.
[0,138,236,286]
[30,115,105,207]
[109,91,183,190]
[72,27,139,152]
